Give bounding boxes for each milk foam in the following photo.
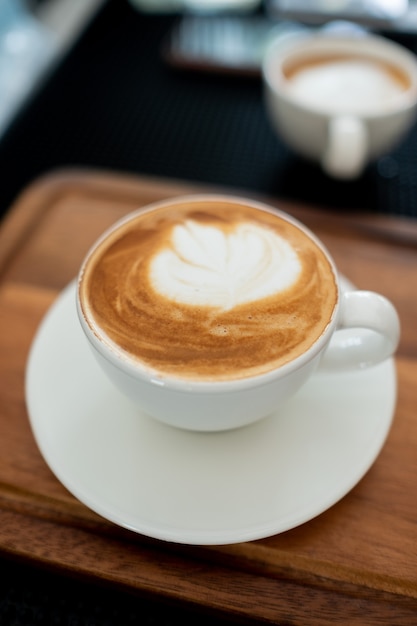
[287,59,406,114]
[149,220,301,309]
[81,200,339,380]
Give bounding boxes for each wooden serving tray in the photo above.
[0,169,416,624]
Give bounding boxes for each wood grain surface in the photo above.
[0,169,416,625]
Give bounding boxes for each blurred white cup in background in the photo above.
[262,29,417,179]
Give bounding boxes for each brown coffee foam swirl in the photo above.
[80,202,338,381]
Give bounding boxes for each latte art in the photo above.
[79,199,338,381]
[283,55,409,114]
[150,220,301,310]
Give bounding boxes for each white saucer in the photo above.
[26,281,396,545]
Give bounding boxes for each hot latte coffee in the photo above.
[282,54,410,114]
[79,198,338,381]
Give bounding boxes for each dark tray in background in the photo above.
[1,0,417,219]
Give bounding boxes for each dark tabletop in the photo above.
[1,0,417,222]
[1,1,417,624]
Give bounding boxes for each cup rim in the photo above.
[76,194,341,393]
[262,31,417,118]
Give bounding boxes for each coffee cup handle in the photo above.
[322,116,368,179]
[319,291,400,371]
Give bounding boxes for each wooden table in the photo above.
[1,169,416,624]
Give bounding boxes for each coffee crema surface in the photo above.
[79,200,338,381]
[282,54,410,114]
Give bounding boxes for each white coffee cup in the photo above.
[262,29,417,179]
[76,195,400,432]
